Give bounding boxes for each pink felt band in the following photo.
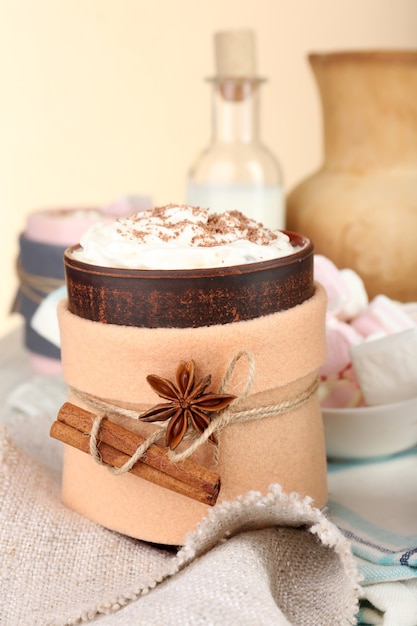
[57,283,327,404]
[57,283,328,545]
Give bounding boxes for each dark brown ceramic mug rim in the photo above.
[64,231,312,278]
[64,231,314,328]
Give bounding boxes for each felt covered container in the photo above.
[13,201,152,374]
[56,234,328,545]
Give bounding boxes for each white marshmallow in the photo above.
[30,286,67,348]
[350,328,417,405]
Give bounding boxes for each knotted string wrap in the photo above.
[14,257,65,306]
[12,234,68,361]
[69,349,320,474]
[12,234,67,313]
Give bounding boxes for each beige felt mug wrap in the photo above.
[58,282,328,545]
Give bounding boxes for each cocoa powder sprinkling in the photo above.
[115,205,282,248]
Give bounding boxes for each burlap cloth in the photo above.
[0,420,360,626]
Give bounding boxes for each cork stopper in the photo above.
[214,30,257,78]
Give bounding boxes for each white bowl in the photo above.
[322,395,417,460]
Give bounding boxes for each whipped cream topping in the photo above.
[72,204,298,269]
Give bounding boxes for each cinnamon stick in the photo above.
[50,402,220,506]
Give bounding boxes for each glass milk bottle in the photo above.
[186,30,284,230]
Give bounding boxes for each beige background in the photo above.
[1,0,416,336]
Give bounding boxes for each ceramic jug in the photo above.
[286,51,417,301]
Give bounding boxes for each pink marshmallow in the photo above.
[319,376,364,408]
[314,255,368,321]
[351,294,416,338]
[320,317,363,378]
[338,268,368,320]
[314,255,352,316]
[340,363,361,386]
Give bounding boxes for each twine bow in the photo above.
[70,350,319,475]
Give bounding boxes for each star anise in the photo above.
[139,360,236,450]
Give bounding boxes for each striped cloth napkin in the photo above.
[328,450,417,625]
